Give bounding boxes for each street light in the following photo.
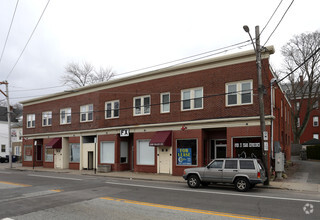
[243,25,269,185]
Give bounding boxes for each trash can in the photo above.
[300,150,307,160]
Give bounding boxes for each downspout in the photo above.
[270,78,277,159]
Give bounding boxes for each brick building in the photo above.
[21,46,291,176]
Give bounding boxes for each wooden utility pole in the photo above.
[254,26,269,185]
[0,81,12,168]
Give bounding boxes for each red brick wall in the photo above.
[23,59,273,136]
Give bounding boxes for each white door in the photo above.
[54,149,62,169]
[158,147,172,174]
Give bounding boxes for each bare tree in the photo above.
[61,62,115,88]
[281,31,320,143]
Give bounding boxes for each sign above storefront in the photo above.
[120,129,130,137]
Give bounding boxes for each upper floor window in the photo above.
[181,87,203,110]
[313,101,319,109]
[161,93,170,113]
[296,102,300,111]
[297,117,300,127]
[134,95,150,116]
[27,114,35,128]
[60,108,71,124]
[42,111,52,126]
[313,116,319,127]
[80,104,93,122]
[105,100,119,119]
[313,133,319,139]
[226,81,252,106]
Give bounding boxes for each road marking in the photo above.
[0,181,31,187]
[50,189,63,192]
[100,196,279,220]
[28,174,82,181]
[105,181,320,203]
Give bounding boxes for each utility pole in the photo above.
[243,25,269,185]
[0,81,12,168]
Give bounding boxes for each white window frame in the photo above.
[80,104,93,122]
[133,95,151,116]
[136,139,154,165]
[313,133,319,139]
[105,100,120,119]
[45,148,53,162]
[160,92,170,113]
[70,143,80,162]
[27,114,35,128]
[181,87,203,111]
[42,111,52,127]
[226,80,253,106]
[313,101,319,109]
[297,117,300,127]
[60,108,71,125]
[296,102,300,111]
[100,141,115,164]
[313,116,319,127]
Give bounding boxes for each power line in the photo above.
[263,0,295,47]
[0,0,19,66]
[260,0,284,36]
[10,85,65,92]
[6,0,51,80]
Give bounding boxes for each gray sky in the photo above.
[0,0,319,104]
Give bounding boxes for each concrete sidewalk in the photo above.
[2,163,320,193]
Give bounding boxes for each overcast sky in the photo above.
[0,0,319,104]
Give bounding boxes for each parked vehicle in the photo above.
[0,156,9,163]
[183,158,267,192]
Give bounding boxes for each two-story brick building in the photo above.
[21,46,291,176]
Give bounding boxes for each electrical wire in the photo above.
[263,0,295,47]
[10,85,65,92]
[260,0,284,36]
[0,0,19,66]
[6,0,51,80]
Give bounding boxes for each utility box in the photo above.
[275,152,284,172]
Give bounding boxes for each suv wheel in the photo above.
[235,177,250,192]
[187,175,200,188]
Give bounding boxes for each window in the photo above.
[45,149,53,162]
[161,93,170,113]
[224,160,237,169]
[177,139,197,165]
[313,134,319,139]
[120,141,128,163]
[134,95,150,116]
[80,104,93,122]
[209,160,223,168]
[313,116,319,127]
[313,101,319,109]
[24,145,32,161]
[27,114,35,128]
[1,145,5,153]
[240,160,255,169]
[105,100,119,119]
[42,111,52,126]
[100,141,115,163]
[181,87,203,110]
[137,140,154,165]
[226,81,252,106]
[296,102,300,111]
[70,144,80,162]
[297,117,300,127]
[60,108,71,124]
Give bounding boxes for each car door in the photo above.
[222,160,238,183]
[203,160,224,182]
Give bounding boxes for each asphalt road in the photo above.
[0,169,319,220]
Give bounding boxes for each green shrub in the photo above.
[306,145,320,160]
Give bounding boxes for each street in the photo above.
[0,169,319,220]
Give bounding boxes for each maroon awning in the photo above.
[149,131,172,147]
[46,138,62,149]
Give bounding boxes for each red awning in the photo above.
[46,138,62,149]
[149,131,172,147]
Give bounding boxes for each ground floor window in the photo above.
[233,137,262,159]
[100,141,115,164]
[120,141,128,163]
[45,148,54,162]
[137,140,154,165]
[70,143,80,162]
[24,145,32,161]
[177,139,197,165]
